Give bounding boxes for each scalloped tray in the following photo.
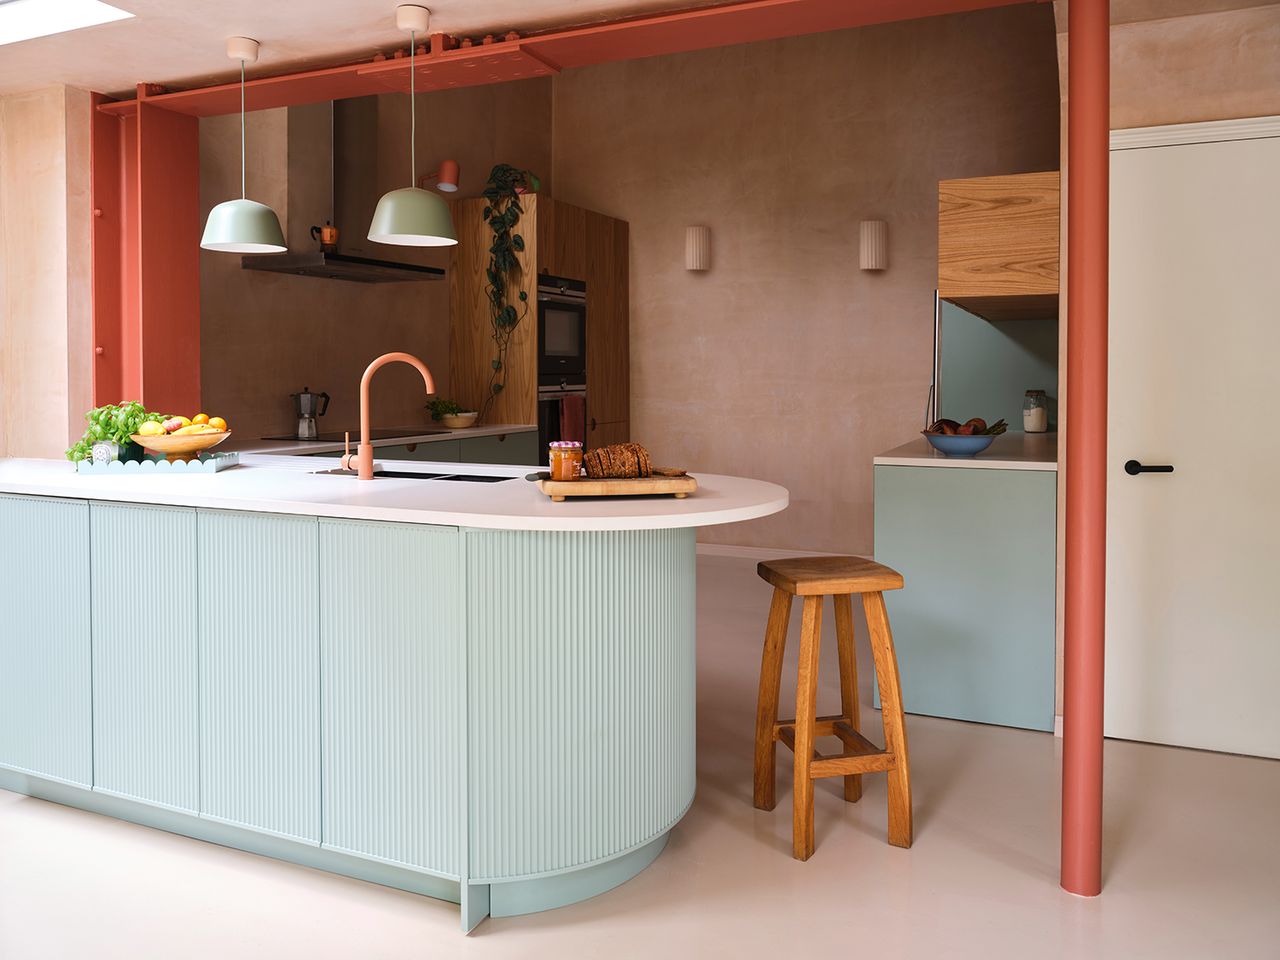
[76,452,241,475]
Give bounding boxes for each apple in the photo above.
[963,417,988,434]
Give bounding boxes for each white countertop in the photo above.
[222,423,536,456]
[874,432,1058,471]
[0,454,789,532]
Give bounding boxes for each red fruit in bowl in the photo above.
[963,417,987,434]
[161,417,184,434]
[956,423,976,435]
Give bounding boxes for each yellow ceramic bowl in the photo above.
[131,431,231,462]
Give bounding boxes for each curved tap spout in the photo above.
[342,352,436,480]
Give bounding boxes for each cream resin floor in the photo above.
[1,554,1277,958]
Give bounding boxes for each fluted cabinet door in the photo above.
[198,510,321,842]
[466,528,697,881]
[90,502,199,810]
[319,520,465,877]
[0,495,91,785]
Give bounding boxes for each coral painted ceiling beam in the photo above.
[97,0,1028,118]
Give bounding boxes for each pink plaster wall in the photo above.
[0,85,93,459]
[551,5,1061,553]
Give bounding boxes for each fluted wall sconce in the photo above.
[685,225,711,271]
[859,220,888,270]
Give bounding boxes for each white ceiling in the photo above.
[0,0,720,98]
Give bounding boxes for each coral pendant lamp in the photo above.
[367,5,458,247]
[201,37,287,254]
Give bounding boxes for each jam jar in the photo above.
[548,440,584,481]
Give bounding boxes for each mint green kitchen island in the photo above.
[0,455,787,932]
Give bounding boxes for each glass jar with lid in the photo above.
[548,441,584,481]
[1023,390,1049,433]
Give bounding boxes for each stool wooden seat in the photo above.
[753,556,912,860]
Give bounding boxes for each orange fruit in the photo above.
[208,416,228,433]
[192,413,210,425]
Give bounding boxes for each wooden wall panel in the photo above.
[938,170,1060,301]
[449,196,538,425]
[586,212,630,429]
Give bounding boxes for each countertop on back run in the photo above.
[874,432,1058,471]
[221,423,537,456]
[0,454,789,532]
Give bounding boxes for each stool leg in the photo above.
[792,595,823,860]
[863,591,913,848]
[833,594,862,803]
[753,588,793,811]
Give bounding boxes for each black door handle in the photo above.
[1124,459,1174,476]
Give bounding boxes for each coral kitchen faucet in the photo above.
[342,352,436,480]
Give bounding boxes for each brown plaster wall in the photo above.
[198,80,551,440]
[551,5,1061,552]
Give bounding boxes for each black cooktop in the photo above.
[260,427,453,442]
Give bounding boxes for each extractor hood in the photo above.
[240,251,443,283]
[238,98,448,284]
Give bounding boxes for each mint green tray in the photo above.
[76,452,241,475]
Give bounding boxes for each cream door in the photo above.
[1107,122,1280,759]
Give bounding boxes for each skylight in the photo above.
[0,0,133,48]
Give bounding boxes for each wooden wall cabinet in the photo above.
[938,170,1060,322]
[450,195,630,442]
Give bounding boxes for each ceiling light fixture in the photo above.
[0,0,132,48]
[368,5,458,247]
[200,36,288,255]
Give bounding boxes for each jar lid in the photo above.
[1025,389,1047,395]
[549,440,583,449]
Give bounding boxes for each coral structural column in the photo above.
[1062,0,1109,898]
[91,86,201,413]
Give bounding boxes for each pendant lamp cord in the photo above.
[240,58,246,199]
[409,30,416,187]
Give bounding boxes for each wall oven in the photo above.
[538,275,587,383]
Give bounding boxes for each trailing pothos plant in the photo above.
[479,163,541,423]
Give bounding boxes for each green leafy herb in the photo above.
[66,402,166,461]
[426,398,466,421]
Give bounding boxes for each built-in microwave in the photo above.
[537,275,587,384]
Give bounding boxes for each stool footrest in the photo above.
[776,719,894,778]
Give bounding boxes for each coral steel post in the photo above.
[1062,0,1109,897]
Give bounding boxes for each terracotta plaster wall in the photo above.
[0,85,93,459]
[199,80,551,440]
[551,5,1061,553]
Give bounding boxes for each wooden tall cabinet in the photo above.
[938,171,1060,322]
[450,195,630,445]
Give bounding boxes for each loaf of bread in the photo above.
[583,442,653,479]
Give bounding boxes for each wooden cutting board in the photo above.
[536,475,698,502]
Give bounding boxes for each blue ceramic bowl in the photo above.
[921,432,996,458]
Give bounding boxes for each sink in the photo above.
[311,467,513,483]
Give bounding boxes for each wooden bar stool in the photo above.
[752,556,912,860]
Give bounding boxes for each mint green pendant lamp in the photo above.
[201,37,287,254]
[368,5,457,248]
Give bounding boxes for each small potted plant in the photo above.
[427,398,479,430]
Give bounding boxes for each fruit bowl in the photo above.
[921,432,996,458]
[130,431,231,463]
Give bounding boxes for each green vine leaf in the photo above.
[477,164,539,424]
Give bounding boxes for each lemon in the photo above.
[138,421,165,437]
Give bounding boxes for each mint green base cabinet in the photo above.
[0,495,91,785]
[873,465,1056,732]
[0,501,697,932]
[319,519,465,877]
[458,431,539,466]
[198,510,321,842]
[465,528,696,883]
[90,502,199,810]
